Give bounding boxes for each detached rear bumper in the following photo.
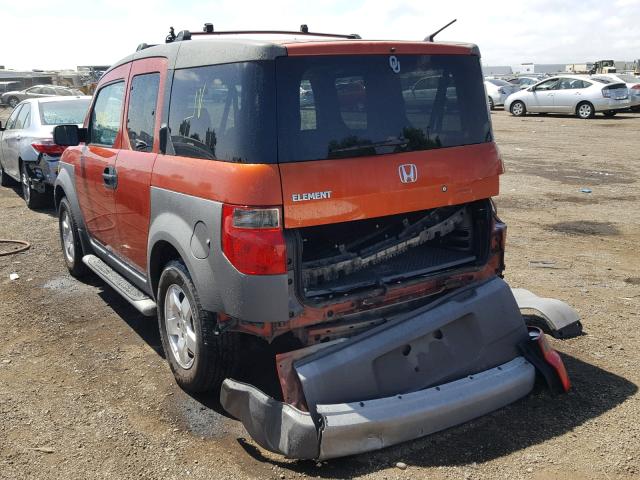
[221,356,535,459]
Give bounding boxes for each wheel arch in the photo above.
[575,100,594,115]
[149,239,183,302]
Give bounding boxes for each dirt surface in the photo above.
[1,104,639,480]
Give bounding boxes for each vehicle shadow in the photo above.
[235,353,637,477]
[94,282,285,416]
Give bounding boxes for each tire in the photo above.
[510,100,526,117]
[488,96,495,110]
[0,162,15,187]
[58,196,88,278]
[7,96,19,109]
[157,260,240,393]
[602,110,617,117]
[576,102,595,119]
[21,162,47,209]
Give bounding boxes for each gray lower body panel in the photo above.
[220,277,537,459]
[220,357,535,459]
[296,277,528,409]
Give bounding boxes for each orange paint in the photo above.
[151,155,283,206]
[279,142,502,228]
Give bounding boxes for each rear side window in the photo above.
[39,99,90,125]
[168,62,276,162]
[90,81,125,147]
[276,54,491,162]
[126,73,160,152]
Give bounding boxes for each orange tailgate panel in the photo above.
[280,142,502,228]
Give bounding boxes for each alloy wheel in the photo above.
[60,209,75,264]
[164,284,196,369]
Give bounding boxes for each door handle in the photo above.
[102,166,118,189]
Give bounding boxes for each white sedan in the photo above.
[504,75,631,119]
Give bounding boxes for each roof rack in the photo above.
[165,24,361,43]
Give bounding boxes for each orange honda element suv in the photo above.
[53,25,569,459]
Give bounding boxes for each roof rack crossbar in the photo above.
[165,25,361,43]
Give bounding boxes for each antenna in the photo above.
[425,18,457,42]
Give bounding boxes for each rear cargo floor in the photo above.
[305,247,476,297]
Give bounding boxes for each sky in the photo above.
[1,0,639,70]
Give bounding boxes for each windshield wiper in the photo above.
[328,137,409,155]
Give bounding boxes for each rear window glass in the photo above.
[277,54,491,162]
[40,99,90,125]
[168,62,276,162]
[167,55,491,164]
[486,79,511,86]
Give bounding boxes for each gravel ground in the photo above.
[0,104,639,480]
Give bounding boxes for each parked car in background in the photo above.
[508,76,541,90]
[484,78,518,109]
[505,75,630,119]
[1,85,84,108]
[0,81,22,98]
[0,96,91,207]
[590,74,640,111]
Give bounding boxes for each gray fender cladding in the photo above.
[317,357,535,459]
[220,379,319,459]
[511,288,583,338]
[295,277,528,410]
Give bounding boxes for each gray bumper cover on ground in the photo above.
[220,356,535,459]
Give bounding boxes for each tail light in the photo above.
[602,88,611,98]
[31,139,67,156]
[632,84,640,90]
[221,204,287,275]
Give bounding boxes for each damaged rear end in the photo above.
[219,41,569,459]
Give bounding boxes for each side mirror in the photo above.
[54,124,87,146]
[527,87,535,92]
[0,121,4,132]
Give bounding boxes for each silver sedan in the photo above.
[0,96,91,208]
[505,75,631,119]
[1,85,84,108]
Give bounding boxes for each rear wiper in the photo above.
[328,137,409,155]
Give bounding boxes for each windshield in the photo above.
[277,54,491,162]
[39,99,90,125]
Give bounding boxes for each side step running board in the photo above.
[82,254,157,316]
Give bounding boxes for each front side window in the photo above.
[277,54,491,162]
[168,62,275,162]
[90,81,125,147]
[26,87,42,94]
[536,79,561,91]
[126,73,160,152]
[5,105,23,129]
[41,87,56,95]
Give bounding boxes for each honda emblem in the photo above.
[398,164,418,183]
